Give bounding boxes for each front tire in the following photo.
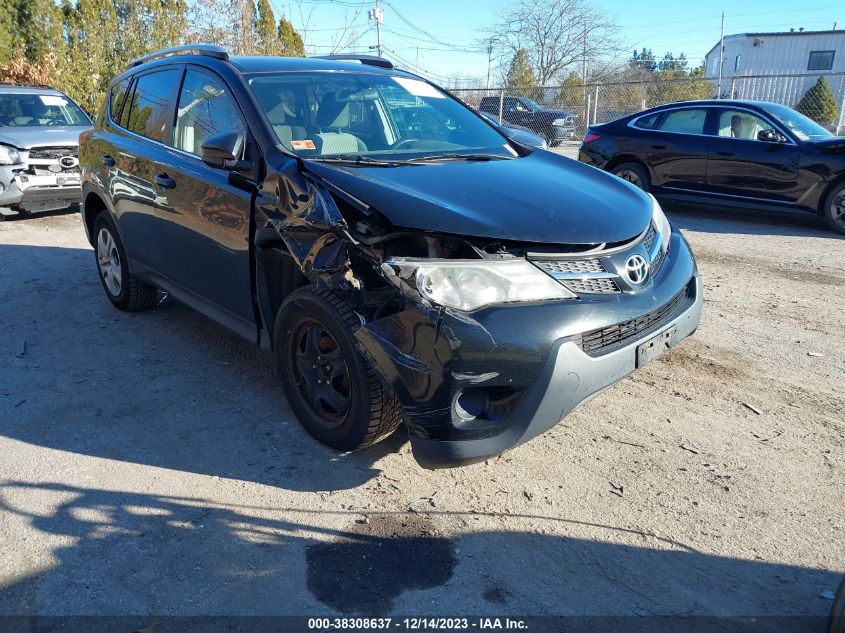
[274,286,402,451]
[822,181,845,235]
[93,211,157,311]
[611,162,650,192]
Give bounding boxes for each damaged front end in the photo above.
[254,160,702,468]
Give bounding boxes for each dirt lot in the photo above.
[0,204,843,624]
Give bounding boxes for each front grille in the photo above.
[28,146,76,160]
[533,258,604,275]
[651,246,667,276]
[577,282,691,356]
[564,277,620,294]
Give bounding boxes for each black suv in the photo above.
[79,45,702,468]
[479,95,576,146]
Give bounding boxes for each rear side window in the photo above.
[125,69,181,143]
[173,69,245,156]
[656,109,707,135]
[109,78,130,122]
[634,113,660,129]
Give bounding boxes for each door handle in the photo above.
[101,155,115,167]
[154,173,176,189]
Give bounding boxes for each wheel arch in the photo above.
[818,172,845,216]
[82,191,109,246]
[604,154,651,177]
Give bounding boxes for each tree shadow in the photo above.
[0,481,838,631]
[1,244,407,493]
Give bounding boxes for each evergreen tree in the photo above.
[795,77,838,125]
[278,15,305,57]
[555,71,583,107]
[255,0,279,55]
[506,49,537,92]
[629,48,656,73]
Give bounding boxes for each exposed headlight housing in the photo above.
[0,145,21,166]
[384,259,576,311]
[551,118,570,127]
[650,194,671,252]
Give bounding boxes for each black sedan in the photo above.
[578,100,845,234]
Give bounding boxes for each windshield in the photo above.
[0,92,90,127]
[521,98,542,110]
[759,103,832,141]
[248,72,512,159]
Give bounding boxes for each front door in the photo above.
[706,108,801,203]
[154,66,256,339]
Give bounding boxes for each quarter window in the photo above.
[656,109,707,134]
[125,69,181,143]
[807,50,834,71]
[109,78,130,122]
[717,110,776,140]
[634,113,660,129]
[173,69,245,156]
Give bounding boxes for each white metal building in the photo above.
[704,29,845,132]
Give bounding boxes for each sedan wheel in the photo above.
[611,162,650,192]
[827,188,845,235]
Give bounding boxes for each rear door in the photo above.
[154,65,256,338]
[107,67,183,271]
[638,107,712,192]
[706,107,801,203]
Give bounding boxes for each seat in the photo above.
[14,116,34,126]
[314,93,367,154]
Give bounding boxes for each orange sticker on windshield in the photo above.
[291,140,316,150]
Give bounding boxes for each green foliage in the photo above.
[555,72,584,107]
[506,49,538,95]
[278,16,305,57]
[629,48,656,73]
[795,77,839,125]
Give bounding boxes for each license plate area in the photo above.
[636,327,676,367]
[56,174,80,186]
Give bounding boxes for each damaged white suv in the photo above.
[0,84,91,220]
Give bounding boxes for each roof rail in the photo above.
[311,54,394,69]
[129,44,229,68]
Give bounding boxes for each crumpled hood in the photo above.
[303,151,653,245]
[0,126,89,150]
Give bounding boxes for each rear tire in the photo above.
[611,162,650,192]
[93,211,157,311]
[274,286,402,451]
[822,181,845,235]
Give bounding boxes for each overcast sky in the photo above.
[277,0,844,85]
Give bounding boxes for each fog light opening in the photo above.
[455,389,489,422]
[453,386,524,426]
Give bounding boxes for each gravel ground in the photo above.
[0,205,843,624]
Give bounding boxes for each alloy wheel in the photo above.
[288,318,352,429]
[831,191,845,230]
[615,168,644,189]
[97,227,122,296]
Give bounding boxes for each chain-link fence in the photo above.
[451,72,845,148]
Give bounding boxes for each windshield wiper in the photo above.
[404,153,514,163]
[307,155,414,167]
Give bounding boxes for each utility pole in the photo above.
[368,0,384,57]
[486,38,495,89]
[717,12,725,98]
[416,45,420,72]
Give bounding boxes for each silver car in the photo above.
[0,84,91,219]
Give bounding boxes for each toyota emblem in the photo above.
[625,254,649,285]
[60,156,78,169]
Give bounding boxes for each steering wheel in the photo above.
[393,138,421,150]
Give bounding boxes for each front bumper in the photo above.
[0,167,81,214]
[356,230,702,468]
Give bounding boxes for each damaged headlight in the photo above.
[650,194,671,252]
[0,145,22,166]
[385,259,576,311]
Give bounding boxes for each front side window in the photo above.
[174,69,245,156]
[248,72,509,158]
[717,109,775,140]
[808,51,834,71]
[125,69,181,143]
[0,92,89,127]
[656,109,707,135]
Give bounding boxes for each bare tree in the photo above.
[487,0,620,85]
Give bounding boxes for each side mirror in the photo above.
[201,132,245,169]
[757,129,787,143]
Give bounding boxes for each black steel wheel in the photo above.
[611,162,650,192]
[274,286,402,451]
